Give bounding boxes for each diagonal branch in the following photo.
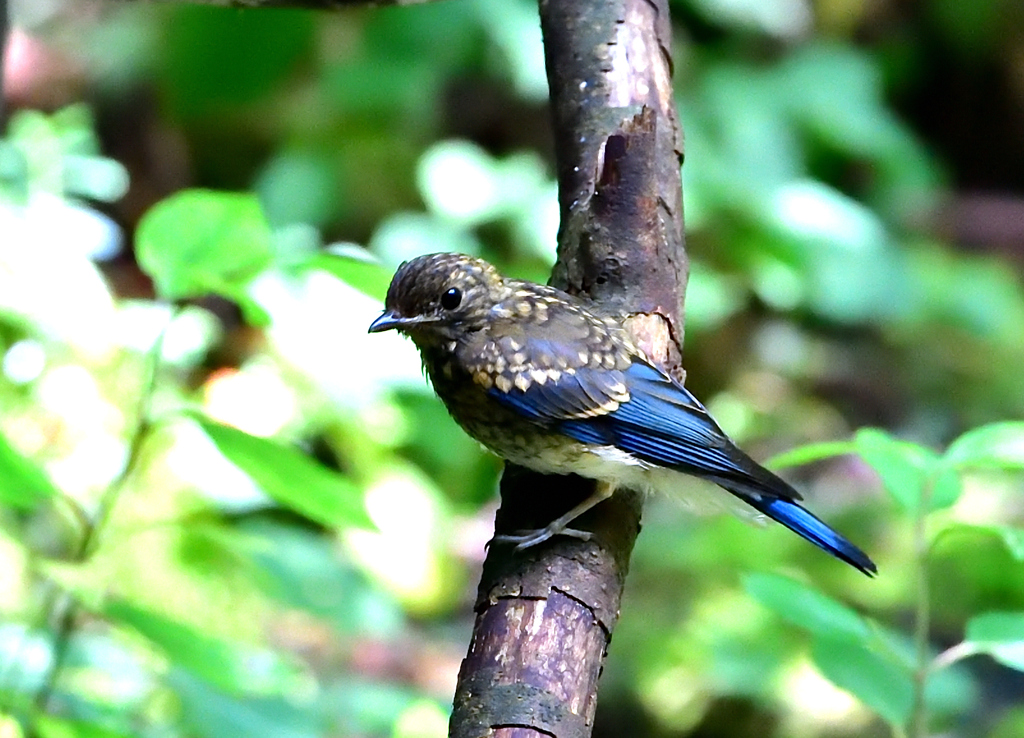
[449,0,686,736]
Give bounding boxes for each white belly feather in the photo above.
[509,442,765,523]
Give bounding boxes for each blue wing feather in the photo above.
[488,358,876,575]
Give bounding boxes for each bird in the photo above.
[368,252,876,576]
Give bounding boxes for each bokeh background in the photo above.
[2,0,1024,736]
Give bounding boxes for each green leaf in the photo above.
[106,599,295,694]
[854,428,957,511]
[743,572,869,641]
[965,611,1024,671]
[194,415,372,530]
[991,527,1024,560]
[933,523,1024,562]
[163,5,315,118]
[766,440,856,470]
[0,431,59,509]
[812,635,913,726]
[136,190,273,324]
[314,247,393,302]
[34,714,136,738]
[169,669,320,738]
[930,464,963,511]
[945,422,1024,470]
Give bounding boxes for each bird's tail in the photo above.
[718,472,877,576]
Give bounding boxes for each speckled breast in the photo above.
[420,349,588,473]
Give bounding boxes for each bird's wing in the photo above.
[457,296,638,420]
[483,348,804,503]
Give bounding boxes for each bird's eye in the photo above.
[440,287,463,310]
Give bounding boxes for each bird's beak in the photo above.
[368,311,438,333]
[368,311,406,333]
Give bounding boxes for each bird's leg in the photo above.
[491,481,617,550]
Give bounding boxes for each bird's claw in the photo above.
[490,525,593,550]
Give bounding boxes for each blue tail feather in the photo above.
[745,495,877,576]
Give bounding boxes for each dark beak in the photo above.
[369,310,441,333]
[368,310,407,333]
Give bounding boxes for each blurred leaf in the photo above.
[206,520,404,635]
[62,155,130,203]
[321,677,421,736]
[255,150,339,229]
[194,415,373,530]
[945,422,1024,470]
[929,466,963,512]
[136,189,272,325]
[964,612,1024,671]
[767,180,887,254]
[0,432,59,509]
[315,247,393,302]
[392,699,449,738]
[767,440,856,470]
[34,715,136,738]
[0,139,29,200]
[907,246,1024,345]
[938,524,1024,561]
[162,5,314,116]
[369,211,481,266]
[855,428,959,511]
[743,573,868,641]
[991,706,1024,738]
[170,669,320,738]
[105,600,293,694]
[780,43,910,158]
[683,265,745,333]
[0,624,52,693]
[811,636,913,726]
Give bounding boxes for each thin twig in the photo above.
[908,476,936,738]
[33,309,177,716]
[929,641,979,673]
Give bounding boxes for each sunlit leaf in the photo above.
[812,636,913,726]
[854,428,958,511]
[315,246,393,302]
[34,714,135,738]
[0,432,59,509]
[965,612,1024,672]
[945,422,1024,470]
[194,415,373,530]
[392,699,449,738]
[743,572,868,641]
[106,600,294,694]
[136,189,273,325]
[982,526,1024,560]
[766,440,856,470]
[932,524,1024,566]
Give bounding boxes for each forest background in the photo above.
[2,0,1024,736]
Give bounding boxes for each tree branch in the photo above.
[450,0,686,736]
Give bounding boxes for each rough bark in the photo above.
[450,0,687,736]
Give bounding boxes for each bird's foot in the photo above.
[490,525,593,550]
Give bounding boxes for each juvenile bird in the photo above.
[369,252,876,575]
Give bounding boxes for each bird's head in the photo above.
[368,252,508,345]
